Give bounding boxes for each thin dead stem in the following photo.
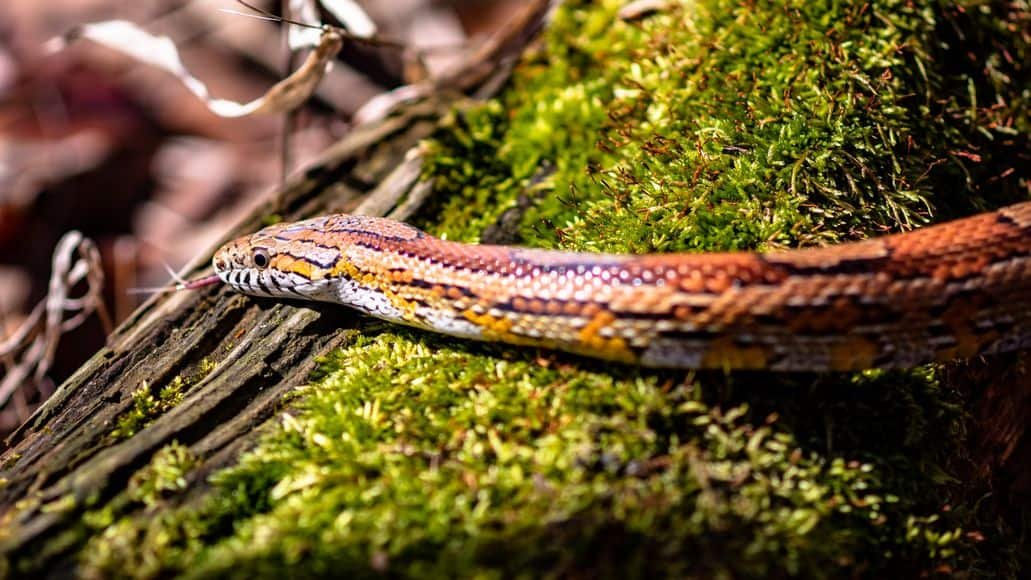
[0,232,111,428]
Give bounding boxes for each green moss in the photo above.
[78,443,202,578]
[76,333,1001,577]
[108,381,184,442]
[126,443,198,508]
[422,0,1026,251]
[65,0,1028,577]
[39,494,76,515]
[108,358,216,441]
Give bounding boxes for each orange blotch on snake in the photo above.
[390,269,414,283]
[526,299,547,314]
[273,255,314,279]
[704,272,733,293]
[938,296,992,358]
[787,299,860,334]
[673,305,693,319]
[463,309,514,338]
[575,312,634,360]
[562,301,583,316]
[678,270,706,293]
[578,311,615,342]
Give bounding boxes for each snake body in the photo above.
[213,201,1031,371]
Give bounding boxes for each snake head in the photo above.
[212,214,429,320]
[212,217,340,299]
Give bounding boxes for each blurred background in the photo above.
[0,0,521,434]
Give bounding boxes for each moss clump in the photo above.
[126,442,198,508]
[80,332,993,577]
[422,0,1026,251]
[108,358,217,441]
[79,443,202,578]
[65,0,1028,577]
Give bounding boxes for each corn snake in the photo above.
[212,201,1031,371]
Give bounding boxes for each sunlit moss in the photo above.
[78,332,988,577]
[422,0,1026,251]
[78,443,200,578]
[108,358,216,441]
[127,442,198,508]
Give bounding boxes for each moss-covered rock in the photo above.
[70,0,1028,577]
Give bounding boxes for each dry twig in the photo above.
[0,232,111,427]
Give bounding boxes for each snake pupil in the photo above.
[253,249,270,269]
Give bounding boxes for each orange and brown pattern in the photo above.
[213,201,1031,371]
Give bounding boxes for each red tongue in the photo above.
[177,274,223,290]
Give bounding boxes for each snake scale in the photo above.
[211,201,1031,371]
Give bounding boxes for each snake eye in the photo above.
[252,249,270,269]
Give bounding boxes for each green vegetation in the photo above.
[79,333,1003,577]
[60,0,1031,577]
[422,0,1026,251]
[126,442,198,508]
[108,358,217,442]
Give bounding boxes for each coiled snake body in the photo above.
[213,202,1031,371]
